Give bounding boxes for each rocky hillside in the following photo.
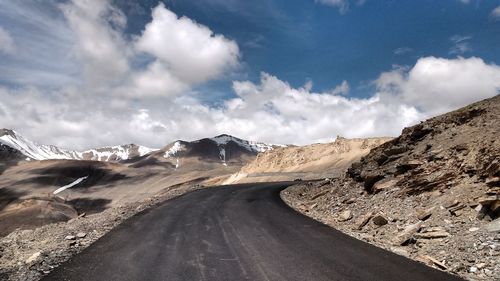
[224,137,391,183]
[132,134,284,170]
[281,95,500,280]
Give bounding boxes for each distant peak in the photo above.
[0,128,16,137]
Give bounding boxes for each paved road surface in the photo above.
[44,182,462,281]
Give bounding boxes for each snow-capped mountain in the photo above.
[0,129,157,162]
[160,134,286,167]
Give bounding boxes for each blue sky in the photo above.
[0,0,499,149]
[118,0,500,100]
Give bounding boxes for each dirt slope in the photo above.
[282,95,500,281]
[224,137,391,183]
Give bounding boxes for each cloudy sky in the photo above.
[0,0,499,150]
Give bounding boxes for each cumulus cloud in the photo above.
[135,3,239,85]
[1,1,499,149]
[376,56,500,116]
[2,56,499,149]
[0,26,14,54]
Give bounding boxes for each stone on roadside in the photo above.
[485,218,500,233]
[76,232,87,239]
[356,212,374,230]
[338,210,353,222]
[416,207,434,221]
[65,235,76,240]
[414,231,450,239]
[25,252,41,264]
[372,215,388,226]
[394,222,422,245]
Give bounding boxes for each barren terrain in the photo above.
[281,95,500,281]
[224,137,391,184]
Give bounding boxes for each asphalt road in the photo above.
[44,182,462,281]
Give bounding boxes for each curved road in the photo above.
[44,182,462,281]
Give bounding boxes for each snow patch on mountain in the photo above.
[209,134,286,153]
[0,129,158,162]
[164,141,185,158]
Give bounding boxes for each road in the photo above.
[44,182,462,281]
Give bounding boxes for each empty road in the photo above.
[44,182,462,281]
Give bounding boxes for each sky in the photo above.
[0,0,499,150]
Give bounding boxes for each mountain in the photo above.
[281,95,500,280]
[131,134,286,169]
[0,129,157,162]
[223,136,392,183]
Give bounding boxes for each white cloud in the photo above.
[0,26,14,54]
[1,57,499,149]
[376,56,500,116]
[59,0,130,87]
[0,1,499,150]
[330,80,350,95]
[135,3,239,85]
[491,6,500,20]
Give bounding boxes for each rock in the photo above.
[394,222,422,245]
[25,252,41,264]
[444,200,460,209]
[469,227,480,232]
[422,255,448,270]
[414,231,450,239]
[469,266,478,273]
[416,207,434,221]
[311,190,329,200]
[356,212,374,230]
[485,177,500,187]
[476,263,486,269]
[343,197,356,204]
[390,247,409,257]
[338,210,353,222]
[372,179,398,193]
[76,232,87,239]
[65,235,76,240]
[372,215,388,226]
[448,204,466,216]
[485,219,500,233]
